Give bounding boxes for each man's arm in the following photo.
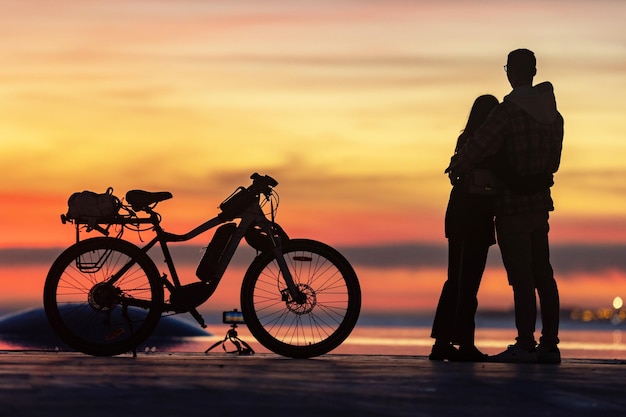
[445,104,509,178]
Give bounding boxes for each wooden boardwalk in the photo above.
[0,352,624,416]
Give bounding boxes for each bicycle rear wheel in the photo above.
[43,237,164,356]
[240,239,361,358]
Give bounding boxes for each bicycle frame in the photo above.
[86,192,298,328]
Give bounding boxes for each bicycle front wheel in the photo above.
[43,237,164,356]
[241,239,361,358]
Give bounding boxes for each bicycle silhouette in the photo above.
[43,174,361,358]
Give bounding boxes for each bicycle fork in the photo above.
[272,246,306,305]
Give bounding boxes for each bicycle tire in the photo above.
[240,239,361,358]
[43,237,164,356]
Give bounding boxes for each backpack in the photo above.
[66,187,121,226]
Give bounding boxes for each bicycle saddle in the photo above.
[125,190,173,211]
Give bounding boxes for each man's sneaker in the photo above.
[490,344,537,363]
[537,344,561,364]
[450,345,488,362]
[428,343,458,361]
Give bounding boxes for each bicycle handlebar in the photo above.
[218,173,278,220]
[249,173,278,196]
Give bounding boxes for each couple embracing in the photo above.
[429,49,564,364]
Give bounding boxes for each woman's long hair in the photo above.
[455,94,499,152]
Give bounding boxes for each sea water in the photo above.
[1,310,624,360]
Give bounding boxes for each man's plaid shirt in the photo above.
[449,96,564,216]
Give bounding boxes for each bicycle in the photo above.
[43,173,361,358]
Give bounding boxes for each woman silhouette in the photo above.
[429,94,499,362]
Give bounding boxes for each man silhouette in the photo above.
[446,49,564,363]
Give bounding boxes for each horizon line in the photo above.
[2,243,626,274]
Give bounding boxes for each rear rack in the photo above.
[61,214,156,242]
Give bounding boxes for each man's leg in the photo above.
[496,214,537,350]
[531,214,560,347]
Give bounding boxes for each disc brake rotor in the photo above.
[285,283,317,315]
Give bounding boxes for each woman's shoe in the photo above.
[428,343,458,361]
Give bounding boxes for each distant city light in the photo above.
[613,296,624,310]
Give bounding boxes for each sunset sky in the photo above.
[1,0,625,312]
